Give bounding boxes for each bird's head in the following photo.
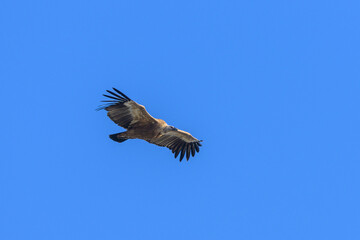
[165,125,178,132]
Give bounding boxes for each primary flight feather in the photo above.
[98,88,202,161]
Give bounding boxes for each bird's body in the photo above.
[98,88,202,161]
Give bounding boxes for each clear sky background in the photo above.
[1,0,359,239]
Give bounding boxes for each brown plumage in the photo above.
[98,88,202,161]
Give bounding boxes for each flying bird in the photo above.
[98,88,202,161]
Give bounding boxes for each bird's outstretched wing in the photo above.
[149,129,202,161]
[98,88,157,129]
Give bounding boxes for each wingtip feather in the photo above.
[112,88,131,101]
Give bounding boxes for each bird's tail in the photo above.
[109,133,128,143]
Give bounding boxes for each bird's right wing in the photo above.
[149,129,202,161]
[97,88,157,129]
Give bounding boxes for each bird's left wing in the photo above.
[97,88,157,129]
[149,129,202,161]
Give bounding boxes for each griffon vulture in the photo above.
[98,88,202,161]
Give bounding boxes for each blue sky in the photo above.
[1,0,359,239]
